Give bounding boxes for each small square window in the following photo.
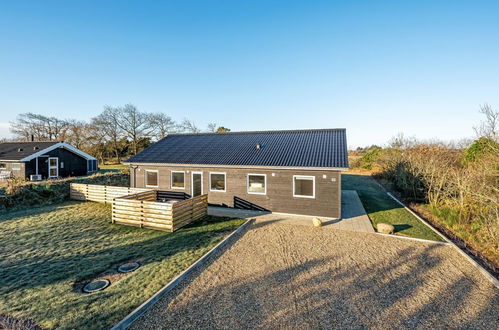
[293,175,315,198]
[0,163,6,169]
[171,171,185,189]
[11,163,21,171]
[210,173,226,192]
[248,174,266,194]
[145,170,159,187]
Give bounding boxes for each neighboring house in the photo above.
[0,141,98,180]
[124,129,348,218]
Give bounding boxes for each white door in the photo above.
[48,157,58,178]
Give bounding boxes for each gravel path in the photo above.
[132,220,499,329]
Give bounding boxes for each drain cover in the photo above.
[83,279,110,293]
[118,262,140,273]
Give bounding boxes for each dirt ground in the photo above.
[132,220,499,329]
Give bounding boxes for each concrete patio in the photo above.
[208,189,374,233]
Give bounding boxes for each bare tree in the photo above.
[91,106,123,162]
[63,120,91,149]
[474,103,498,140]
[206,122,217,132]
[10,113,69,141]
[148,113,177,140]
[178,119,200,133]
[114,104,153,154]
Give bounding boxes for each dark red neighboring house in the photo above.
[0,141,98,180]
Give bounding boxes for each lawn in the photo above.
[0,201,245,329]
[342,173,442,241]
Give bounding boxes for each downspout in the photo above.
[131,165,138,187]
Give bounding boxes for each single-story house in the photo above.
[0,141,98,180]
[124,129,348,218]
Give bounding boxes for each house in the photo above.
[124,129,348,218]
[0,141,98,180]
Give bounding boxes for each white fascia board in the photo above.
[20,142,97,162]
[122,162,348,172]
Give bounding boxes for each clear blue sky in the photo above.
[1,1,498,147]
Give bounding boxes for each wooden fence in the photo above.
[70,183,208,232]
[70,183,149,204]
[112,193,208,232]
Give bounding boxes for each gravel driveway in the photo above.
[133,220,499,329]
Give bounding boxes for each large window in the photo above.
[210,172,226,192]
[247,174,266,194]
[145,170,159,187]
[171,171,185,189]
[293,175,315,198]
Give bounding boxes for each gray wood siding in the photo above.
[130,165,341,218]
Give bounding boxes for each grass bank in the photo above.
[0,201,245,329]
[342,173,442,241]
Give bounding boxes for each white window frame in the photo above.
[247,173,267,195]
[209,172,226,192]
[0,163,7,170]
[293,175,315,199]
[48,157,58,178]
[191,171,203,196]
[171,170,185,189]
[145,169,159,188]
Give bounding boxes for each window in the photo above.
[49,158,57,167]
[247,174,266,194]
[0,163,6,169]
[12,163,21,171]
[145,170,159,187]
[293,175,315,198]
[171,171,185,189]
[87,159,98,172]
[210,172,226,192]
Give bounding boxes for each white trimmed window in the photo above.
[0,163,6,169]
[145,170,159,187]
[12,163,21,171]
[210,172,226,192]
[293,175,315,198]
[247,174,266,195]
[171,171,185,189]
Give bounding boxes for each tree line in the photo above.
[9,104,230,163]
[351,104,498,268]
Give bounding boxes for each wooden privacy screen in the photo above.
[70,183,208,232]
[70,183,149,204]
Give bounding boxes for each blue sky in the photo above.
[1,1,498,147]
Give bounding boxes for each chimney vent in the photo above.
[33,146,39,150]
[255,144,261,150]
[18,148,23,152]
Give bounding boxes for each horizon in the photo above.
[1,1,498,148]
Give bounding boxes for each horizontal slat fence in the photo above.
[70,183,150,204]
[112,193,208,232]
[70,183,208,232]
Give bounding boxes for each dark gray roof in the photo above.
[127,129,348,168]
[0,141,58,160]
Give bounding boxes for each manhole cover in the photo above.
[118,262,140,273]
[83,279,110,293]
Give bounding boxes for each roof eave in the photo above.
[122,161,348,171]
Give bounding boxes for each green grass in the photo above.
[0,201,245,329]
[98,164,127,172]
[342,173,442,241]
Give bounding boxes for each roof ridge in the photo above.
[166,128,346,137]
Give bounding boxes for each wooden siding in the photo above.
[130,166,341,218]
